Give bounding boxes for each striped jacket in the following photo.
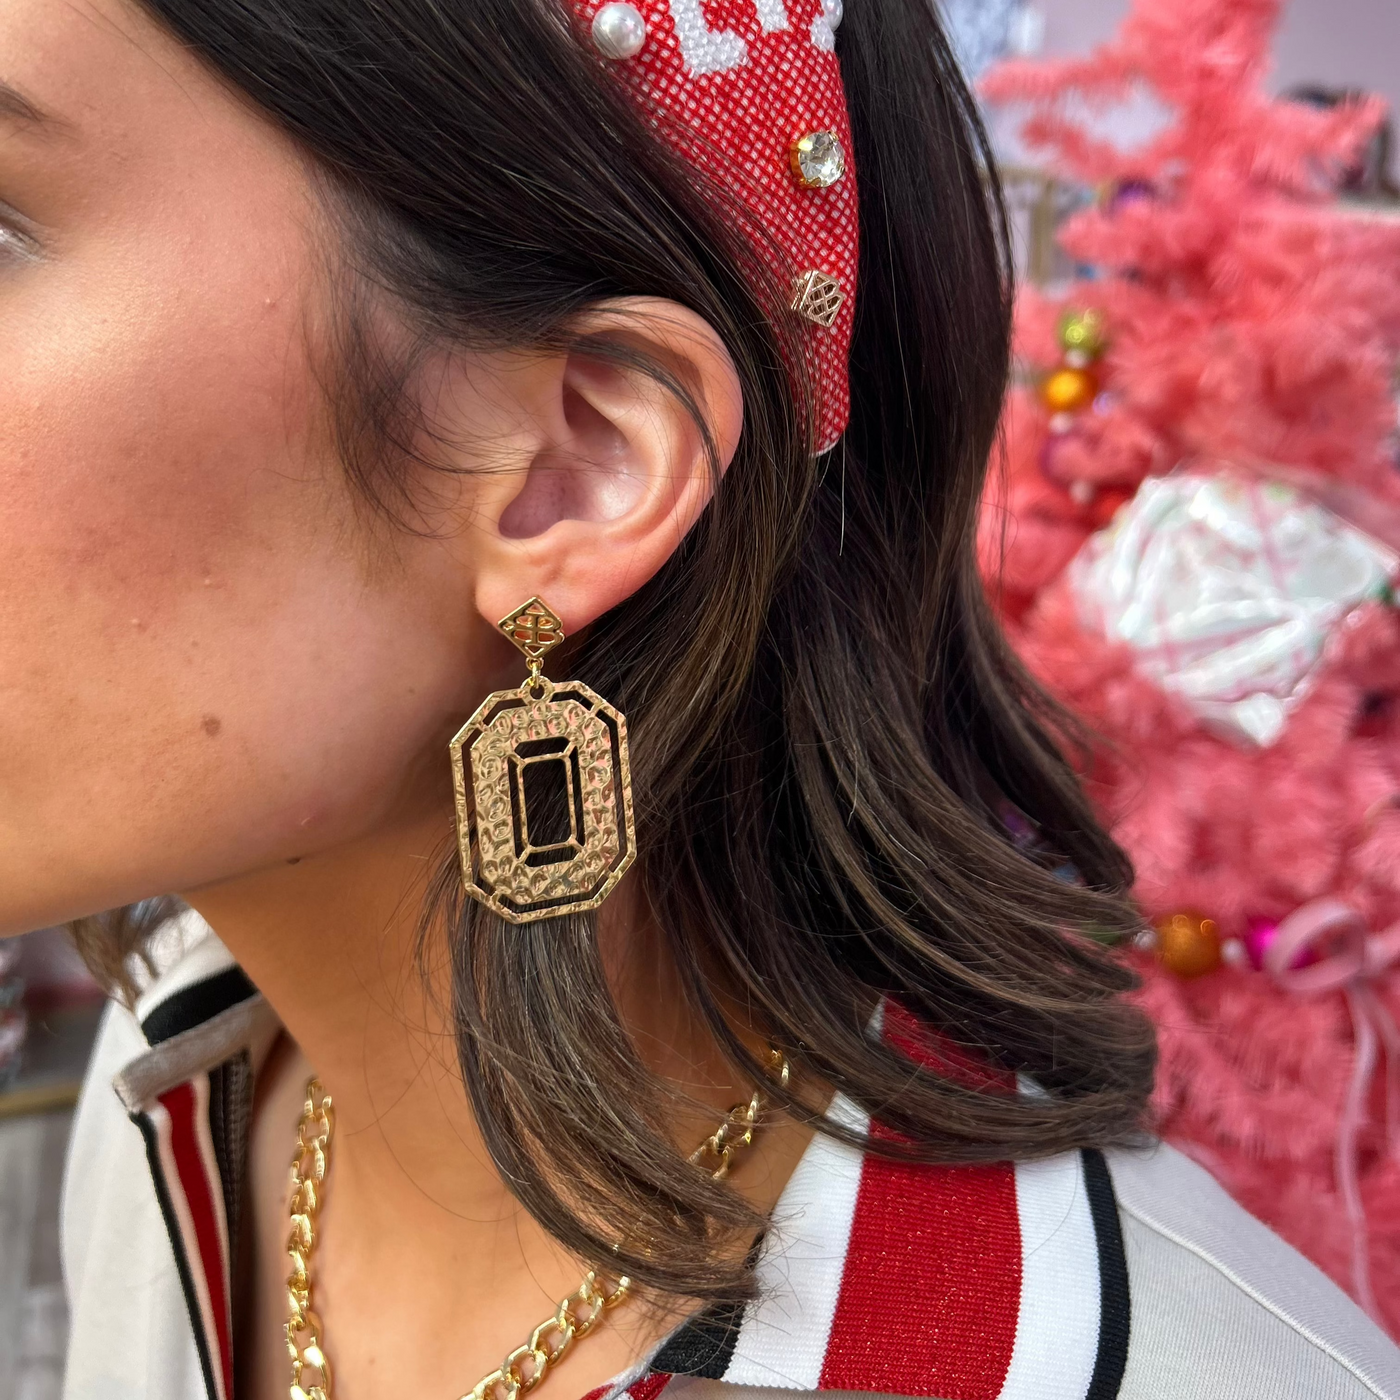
[62,924,1400,1400]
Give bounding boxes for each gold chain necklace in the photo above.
[285,1054,789,1400]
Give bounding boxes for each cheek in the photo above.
[0,221,291,577]
[0,220,471,924]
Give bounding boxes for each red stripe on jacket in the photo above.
[818,1148,1022,1398]
[818,1002,1022,1398]
[161,1082,234,1400]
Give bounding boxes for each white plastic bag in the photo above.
[1070,470,1398,745]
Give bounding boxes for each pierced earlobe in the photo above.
[449,598,635,922]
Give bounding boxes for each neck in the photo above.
[187,810,493,1213]
[181,805,809,1397]
[183,802,766,1201]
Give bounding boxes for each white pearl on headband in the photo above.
[810,0,841,51]
[592,3,648,59]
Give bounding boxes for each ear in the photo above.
[461,298,743,637]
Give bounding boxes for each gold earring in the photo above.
[449,598,635,923]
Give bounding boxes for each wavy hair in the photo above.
[71,0,1158,1304]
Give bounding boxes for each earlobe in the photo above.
[476,297,743,634]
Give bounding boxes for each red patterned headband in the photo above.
[571,0,859,452]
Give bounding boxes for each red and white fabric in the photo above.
[614,999,1129,1400]
[569,0,859,450]
[133,1077,236,1400]
[58,922,1400,1400]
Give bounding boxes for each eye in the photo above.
[0,204,40,262]
[0,226,32,258]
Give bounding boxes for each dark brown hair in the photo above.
[76,0,1155,1302]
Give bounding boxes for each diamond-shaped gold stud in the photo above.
[498,597,565,662]
[791,269,845,329]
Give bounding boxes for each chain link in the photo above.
[462,1269,632,1400]
[286,1079,334,1400]
[689,1049,790,1180]
[287,1052,789,1400]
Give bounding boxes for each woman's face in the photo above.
[0,0,493,933]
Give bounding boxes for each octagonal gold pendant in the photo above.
[450,600,635,922]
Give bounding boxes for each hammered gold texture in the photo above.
[450,678,635,922]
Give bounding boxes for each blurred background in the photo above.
[1,933,104,1400]
[965,0,1400,1348]
[1,0,1397,1395]
[968,0,1400,282]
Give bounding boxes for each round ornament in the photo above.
[1241,914,1319,972]
[591,2,647,59]
[1058,307,1107,359]
[1154,912,1222,977]
[1242,917,1280,970]
[1041,366,1097,416]
[1105,179,1154,214]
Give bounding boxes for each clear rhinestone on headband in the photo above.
[789,131,846,189]
[592,2,648,59]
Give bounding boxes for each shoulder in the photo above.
[645,1133,1400,1400]
[61,908,230,1288]
[1107,1141,1399,1400]
[60,912,271,1400]
[61,991,202,1397]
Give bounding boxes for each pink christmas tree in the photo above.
[982,0,1400,1330]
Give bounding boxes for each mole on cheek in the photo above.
[201,714,223,737]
